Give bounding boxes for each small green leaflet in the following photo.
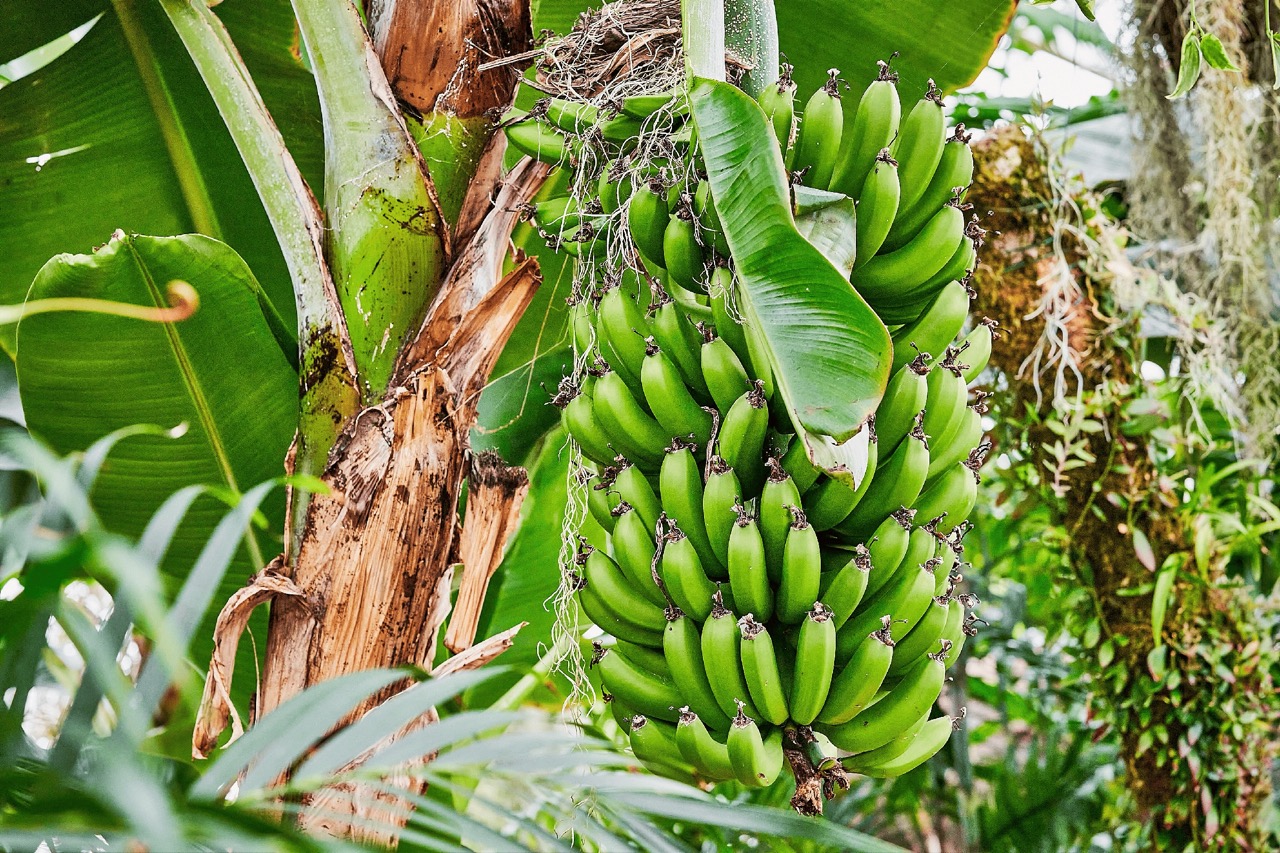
[1168,32,1202,99]
[1198,33,1240,72]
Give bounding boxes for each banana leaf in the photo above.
[16,232,297,696]
[690,77,891,441]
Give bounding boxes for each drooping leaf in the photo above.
[1168,33,1203,99]
[16,232,297,682]
[690,77,891,440]
[0,1,324,353]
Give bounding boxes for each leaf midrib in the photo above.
[124,238,262,568]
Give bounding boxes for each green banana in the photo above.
[830,61,901,199]
[718,383,770,497]
[839,560,934,659]
[641,340,713,444]
[942,603,970,667]
[614,461,661,534]
[505,118,571,165]
[779,433,823,494]
[959,318,998,383]
[726,704,783,787]
[789,602,837,725]
[852,150,901,267]
[577,576,663,647]
[701,329,753,414]
[664,200,707,294]
[541,97,598,133]
[665,610,734,731]
[848,714,956,778]
[558,382,618,466]
[582,546,667,634]
[818,617,895,724]
[819,651,946,753]
[911,463,978,535]
[760,459,803,583]
[651,297,710,397]
[727,502,774,621]
[910,234,977,302]
[922,349,967,448]
[819,544,871,628]
[709,267,751,366]
[614,638,672,680]
[890,281,971,374]
[621,89,684,120]
[874,354,930,455]
[629,715,696,781]
[850,204,965,305]
[703,456,741,569]
[738,615,790,725]
[660,520,717,621]
[891,82,946,212]
[777,507,821,623]
[598,112,645,144]
[793,69,844,189]
[592,370,667,468]
[628,179,670,266]
[586,471,618,533]
[676,708,736,781]
[803,434,879,532]
[837,415,930,541]
[596,645,683,723]
[611,502,664,606]
[692,180,731,256]
[859,510,915,596]
[569,296,596,354]
[885,125,974,251]
[841,710,927,768]
[887,594,950,677]
[925,405,983,482]
[598,158,631,214]
[597,283,652,394]
[660,442,723,576]
[606,692,639,730]
[701,595,760,719]
[757,63,797,153]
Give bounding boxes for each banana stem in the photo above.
[681,0,726,82]
[724,0,779,97]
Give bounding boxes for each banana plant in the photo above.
[0,0,1012,839]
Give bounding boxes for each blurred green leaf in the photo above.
[1168,33,1202,99]
[17,232,296,687]
[0,1,324,353]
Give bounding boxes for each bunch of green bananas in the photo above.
[510,64,993,791]
[762,62,982,326]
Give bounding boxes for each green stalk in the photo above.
[681,0,726,82]
[157,0,360,547]
[111,0,222,239]
[291,0,446,402]
[725,0,778,96]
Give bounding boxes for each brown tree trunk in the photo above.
[196,0,540,843]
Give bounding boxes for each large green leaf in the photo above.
[778,0,1014,102]
[15,232,297,677]
[0,0,323,353]
[533,0,1012,100]
[690,77,891,440]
